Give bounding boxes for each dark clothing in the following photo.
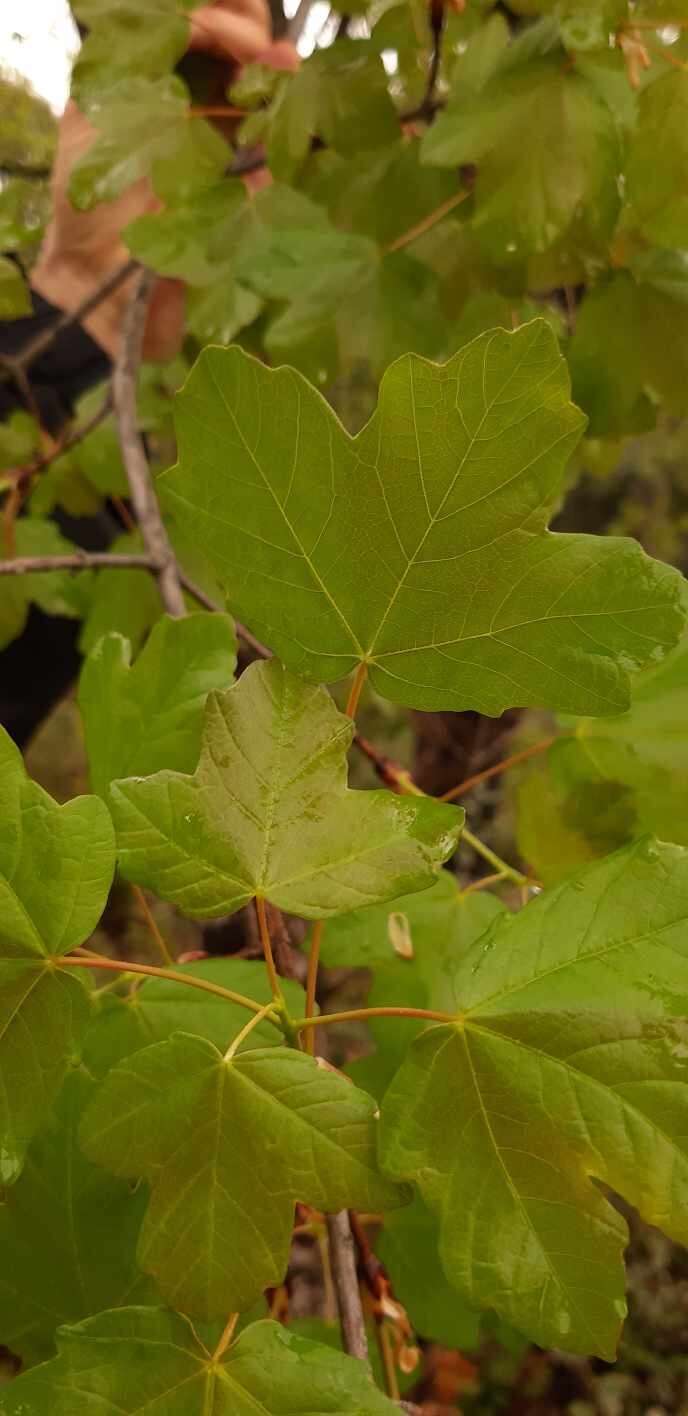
[1,287,111,743]
[0,289,109,431]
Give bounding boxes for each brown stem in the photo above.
[304,919,324,1055]
[29,390,113,478]
[212,1312,239,1360]
[255,896,281,1000]
[0,552,155,576]
[296,1005,455,1032]
[57,954,278,1019]
[173,572,271,658]
[3,391,113,516]
[345,662,368,719]
[440,734,557,801]
[326,1212,369,1363]
[14,260,139,373]
[385,188,470,255]
[132,884,174,966]
[112,268,185,617]
[0,551,272,659]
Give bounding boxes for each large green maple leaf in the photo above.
[0,729,115,1184]
[379,838,688,1357]
[0,1072,151,1366]
[81,1034,407,1317]
[162,322,687,715]
[110,659,461,919]
[0,1311,398,1415]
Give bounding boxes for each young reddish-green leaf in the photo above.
[110,658,462,919]
[162,324,687,715]
[380,838,688,1357]
[0,1311,399,1415]
[81,1035,407,1317]
[83,959,306,1077]
[79,612,237,796]
[0,729,115,1183]
[0,1072,151,1366]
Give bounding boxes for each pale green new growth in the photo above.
[110,658,462,919]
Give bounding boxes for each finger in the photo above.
[188,0,272,64]
[255,38,300,71]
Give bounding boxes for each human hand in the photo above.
[31,0,297,361]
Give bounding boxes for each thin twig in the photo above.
[9,390,113,499]
[255,897,281,1000]
[224,1001,279,1060]
[440,734,557,801]
[0,550,272,658]
[345,662,368,719]
[326,1212,369,1363]
[296,1005,455,1032]
[461,825,528,888]
[0,350,43,423]
[36,389,113,472]
[58,954,282,1019]
[421,0,445,119]
[132,883,174,966]
[0,551,154,576]
[385,188,470,255]
[112,268,185,617]
[304,919,324,1055]
[176,571,271,657]
[12,259,139,373]
[212,1312,239,1360]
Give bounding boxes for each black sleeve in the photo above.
[0,288,110,434]
[0,289,113,746]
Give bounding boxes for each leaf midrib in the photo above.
[366,325,544,656]
[207,356,365,658]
